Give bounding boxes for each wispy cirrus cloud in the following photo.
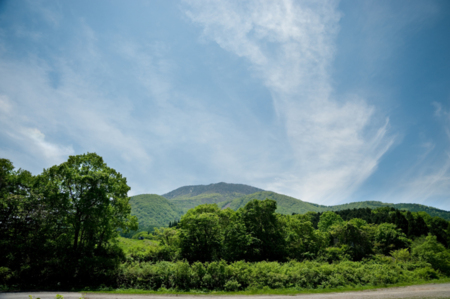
[183,0,394,204]
[388,103,450,210]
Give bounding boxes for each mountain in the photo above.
[129,194,183,228]
[162,182,264,213]
[129,183,450,230]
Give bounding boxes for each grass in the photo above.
[84,277,450,296]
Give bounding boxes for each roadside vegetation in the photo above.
[1,154,450,293]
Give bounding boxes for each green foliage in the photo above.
[283,215,325,260]
[329,221,373,261]
[131,231,153,240]
[179,204,223,262]
[221,212,252,261]
[388,210,409,234]
[117,259,441,291]
[240,199,286,261]
[320,246,351,263]
[318,212,344,232]
[373,223,411,255]
[0,154,136,288]
[390,248,410,262]
[427,216,449,248]
[36,153,138,252]
[412,234,450,275]
[329,201,450,220]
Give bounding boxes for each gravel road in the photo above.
[1,283,450,299]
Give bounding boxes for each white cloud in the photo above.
[22,127,74,161]
[0,94,74,167]
[0,21,153,178]
[183,0,394,204]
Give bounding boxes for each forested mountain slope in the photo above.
[129,194,183,228]
[217,191,327,214]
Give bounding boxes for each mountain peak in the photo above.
[162,182,264,200]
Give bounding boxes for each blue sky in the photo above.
[1,0,449,210]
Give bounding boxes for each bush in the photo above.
[117,259,442,291]
[412,234,450,275]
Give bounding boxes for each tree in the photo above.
[414,214,430,237]
[412,234,450,275]
[427,217,449,248]
[179,204,223,262]
[284,214,325,260]
[406,211,428,238]
[447,222,450,249]
[389,210,408,234]
[221,211,252,262]
[240,199,285,261]
[373,223,411,255]
[36,153,137,254]
[329,220,373,261]
[29,153,137,287]
[0,159,45,286]
[318,211,343,232]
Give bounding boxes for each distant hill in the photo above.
[129,194,183,229]
[162,182,264,212]
[327,201,450,220]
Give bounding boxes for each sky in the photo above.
[0,0,450,210]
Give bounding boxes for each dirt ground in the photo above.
[1,283,450,299]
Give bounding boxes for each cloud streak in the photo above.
[183,0,394,204]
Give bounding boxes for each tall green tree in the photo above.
[329,220,373,261]
[427,217,449,248]
[389,210,409,234]
[283,214,325,260]
[318,211,343,232]
[36,153,138,254]
[0,153,138,288]
[0,159,44,286]
[221,211,252,262]
[239,199,285,261]
[179,204,223,262]
[373,223,411,255]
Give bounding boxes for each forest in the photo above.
[1,154,450,292]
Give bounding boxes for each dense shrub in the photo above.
[117,259,440,291]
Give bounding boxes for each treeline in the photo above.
[133,200,450,266]
[0,154,137,289]
[305,207,448,247]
